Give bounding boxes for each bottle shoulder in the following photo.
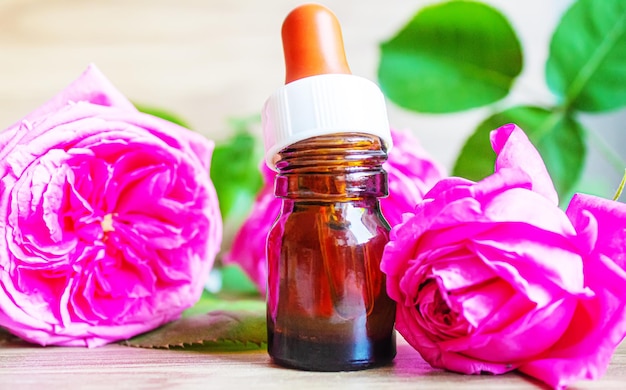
[270,200,390,246]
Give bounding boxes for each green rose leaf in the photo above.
[546,0,626,112]
[453,106,586,199]
[123,309,266,350]
[210,116,264,223]
[378,0,522,113]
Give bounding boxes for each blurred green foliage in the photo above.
[209,115,264,224]
[378,0,626,201]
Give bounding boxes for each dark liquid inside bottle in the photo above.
[266,133,396,371]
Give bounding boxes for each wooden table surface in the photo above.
[1,334,625,389]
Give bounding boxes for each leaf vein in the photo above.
[565,8,626,108]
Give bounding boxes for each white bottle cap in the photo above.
[262,73,392,170]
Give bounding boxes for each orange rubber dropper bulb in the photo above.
[281,4,351,84]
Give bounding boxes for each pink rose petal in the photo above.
[491,124,558,205]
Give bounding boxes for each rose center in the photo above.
[433,293,457,326]
[101,214,115,233]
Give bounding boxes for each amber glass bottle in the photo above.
[266,132,396,371]
[262,4,396,371]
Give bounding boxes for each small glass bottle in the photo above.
[262,4,396,371]
[266,132,396,371]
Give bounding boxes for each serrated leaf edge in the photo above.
[122,337,266,350]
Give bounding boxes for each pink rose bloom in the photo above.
[224,129,445,294]
[0,65,222,347]
[381,124,626,389]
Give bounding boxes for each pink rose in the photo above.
[0,65,222,347]
[223,129,445,293]
[381,124,626,389]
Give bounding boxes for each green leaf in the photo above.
[210,116,264,222]
[219,265,259,295]
[378,0,522,113]
[123,310,266,350]
[453,106,586,198]
[546,0,626,112]
[134,103,191,128]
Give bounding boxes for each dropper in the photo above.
[262,3,392,169]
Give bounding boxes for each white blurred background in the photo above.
[1,0,624,199]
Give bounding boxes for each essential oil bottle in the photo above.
[262,3,396,371]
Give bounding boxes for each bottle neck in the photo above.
[274,133,388,201]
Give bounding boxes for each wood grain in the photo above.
[0,335,624,389]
